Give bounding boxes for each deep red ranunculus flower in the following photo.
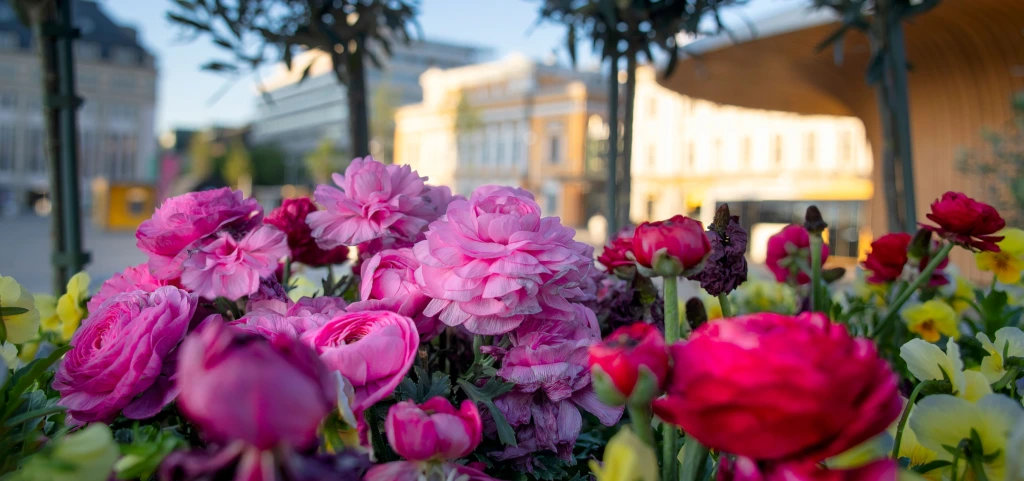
[765,225,829,285]
[265,197,349,267]
[588,322,669,403]
[922,191,1005,252]
[862,233,911,284]
[598,235,636,279]
[631,215,712,277]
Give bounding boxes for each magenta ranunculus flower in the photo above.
[491,305,622,463]
[137,188,263,279]
[360,247,441,340]
[229,308,327,342]
[308,156,434,249]
[54,286,197,424]
[718,457,898,481]
[177,321,335,450]
[301,310,418,413]
[265,197,350,267]
[765,225,830,285]
[180,225,289,300]
[386,397,483,461]
[414,185,594,335]
[653,313,901,463]
[88,263,178,312]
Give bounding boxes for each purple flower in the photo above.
[308,156,434,248]
[359,248,442,340]
[180,225,289,300]
[692,207,749,296]
[491,304,622,464]
[414,185,594,335]
[136,188,262,279]
[53,287,197,424]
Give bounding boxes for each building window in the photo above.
[0,124,14,172]
[0,92,15,110]
[773,135,783,165]
[77,73,99,91]
[648,97,657,119]
[549,135,562,164]
[111,75,136,92]
[0,32,18,51]
[646,196,655,220]
[647,144,656,168]
[27,126,45,173]
[804,132,816,164]
[742,137,752,166]
[545,192,558,215]
[688,141,696,169]
[75,42,101,61]
[496,124,505,165]
[714,138,723,165]
[112,47,138,65]
[840,131,853,163]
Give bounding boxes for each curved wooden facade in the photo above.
[661,0,1024,274]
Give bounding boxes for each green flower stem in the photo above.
[970,452,990,481]
[0,307,7,344]
[679,437,710,481]
[809,233,824,312]
[871,242,955,339]
[892,381,926,459]
[472,335,484,364]
[664,276,680,342]
[718,293,733,318]
[662,275,680,481]
[626,403,654,446]
[282,257,292,290]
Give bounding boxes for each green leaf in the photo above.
[4,405,65,428]
[912,460,952,473]
[201,61,239,73]
[0,307,28,316]
[395,367,451,404]
[458,378,517,447]
[4,345,70,419]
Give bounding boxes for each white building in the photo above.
[630,65,874,261]
[0,0,157,215]
[249,40,481,182]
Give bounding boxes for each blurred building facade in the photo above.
[394,54,609,227]
[0,0,157,216]
[630,66,874,262]
[249,40,481,183]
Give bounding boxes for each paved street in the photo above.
[0,215,146,293]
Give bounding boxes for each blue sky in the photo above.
[100,0,604,132]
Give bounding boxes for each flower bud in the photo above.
[630,215,712,278]
[588,323,669,406]
[385,397,483,461]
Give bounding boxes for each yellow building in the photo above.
[394,54,609,227]
[630,65,874,263]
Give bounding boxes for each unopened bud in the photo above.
[803,206,827,234]
[712,204,731,234]
[822,267,846,284]
[908,228,933,260]
[591,365,627,407]
[686,297,709,330]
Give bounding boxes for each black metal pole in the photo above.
[888,14,917,232]
[621,53,637,228]
[54,0,88,277]
[606,53,620,239]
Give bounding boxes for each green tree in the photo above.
[250,144,288,186]
[812,0,942,233]
[958,94,1024,226]
[535,0,740,234]
[371,80,399,163]
[186,131,213,178]
[305,139,349,185]
[167,0,419,159]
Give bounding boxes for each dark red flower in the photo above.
[598,236,636,278]
[765,225,829,285]
[588,323,669,404]
[265,198,349,267]
[694,208,748,296]
[862,233,910,284]
[631,215,712,277]
[922,191,1005,252]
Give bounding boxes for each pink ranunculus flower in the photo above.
[308,156,434,249]
[287,296,348,318]
[137,188,263,279]
[366,461,500,481]
[386,397,483,461]
[765,225,830,285]
[53,286,197,424]
[718,457,898,481]
[229,308,327,342]
[88,263,178,312]
[420,184,462,223]
[176,321,335,450]
[301,310,418,412]
[654,313,901,463]
[414,185,594,335]
[492,305,622,463]
[180,225,289,300]
[360,247,442,340]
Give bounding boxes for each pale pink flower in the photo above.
[180,225,289,300]
[359,248,442,340]
[287,296,348,318]
[137,188,262,279]
[53,287,197,424]
[301,310,418,413]
[88,263,178,312]
[421,184,462,223]
[308,156,433,249]
[414,185,594,335]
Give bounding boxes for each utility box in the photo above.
[92,179,156,230]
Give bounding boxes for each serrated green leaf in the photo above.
[457,379,516,447]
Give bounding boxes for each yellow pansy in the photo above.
[900,338,991,402]
[17,341,38,363]
[948,275,975,314]
[826,433,892,469]
[1007,418,1024,481]
[975,228,1024,284]
[35,294,60,332]
[1,341,17,370]
[901,300,960,342]
[0,275,40,344]
[976,327,1024,384]
[56,272,90,341]
[910,393,1022,481]
[589,427,659,481]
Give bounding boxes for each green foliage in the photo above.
[304,139,349,185]
[221,141,252,187]
[395,366,451,404]
[250,144,287,186]
[112,424,186,480]
[0,346,71,475]
[371,80,399,163]
[457,378,517,447]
